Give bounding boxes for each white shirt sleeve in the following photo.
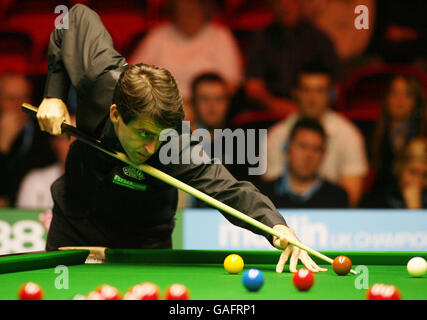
[16,166,61,209]
[338,122,369,177]
[16,173,40,209]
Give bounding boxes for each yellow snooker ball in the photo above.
[224,254,244,274]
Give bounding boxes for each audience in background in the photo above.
[0,0,425,214]
[263,64,368,207]
[370,75,426,193]
[0,73,55,207]
[16,116,76,209]
[360,137,427,209]
[242,0,341,116]
[261,117,349,208]
[129,0,242,128]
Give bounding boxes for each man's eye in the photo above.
[139,131,157,139]
[139,131,149,138]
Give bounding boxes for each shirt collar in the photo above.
[99,118,126,154]
[274,170,323,202]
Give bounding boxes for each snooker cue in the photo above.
[23,103,356,274]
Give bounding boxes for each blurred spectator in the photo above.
[371,75,426,191]
[191,72,232,162]
[190,72,265,184]
[243,0,341,116]
[0,73,55,207]
[368,0,427,66]
[16,116,76,209]
[179,72,233,209]
[260,117,348,208]
[262,64,368,207]
[360,137,427,209]
[129,0,242,127]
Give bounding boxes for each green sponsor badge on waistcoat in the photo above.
[112,174,147,191]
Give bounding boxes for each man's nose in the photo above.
[144,139,157,155]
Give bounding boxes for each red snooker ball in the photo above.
[332,255,352,275]
[165,284,190,300]
[292,269,314,291]
[18,282,44,300]
[124,282,161,300]
[366,283,401,300]
[94,284,122,300]
[86,291,104,300]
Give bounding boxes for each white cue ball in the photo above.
[407,257,427,277]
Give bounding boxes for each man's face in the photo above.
[294,74,331,119]
[110,105,171,164]
[400,160,427,190]
[193,81,230,129]
[173,0,205,37]
[288,128,325,181]
[386,77,416,122]
[0,75,31,113]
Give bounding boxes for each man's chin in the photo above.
[130,154,149,165]
[294,172,317,181]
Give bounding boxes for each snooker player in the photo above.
[36,4,326,274]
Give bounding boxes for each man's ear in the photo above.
[110,104,120,124]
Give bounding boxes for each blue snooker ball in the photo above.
[242,268,264,292]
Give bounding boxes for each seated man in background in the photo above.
[191,73,232,163]
[360,137,427,209]
[16,115,76,209]
[0,73,55,207]
[263,64,368,207]
[261,117,349,209]
[243,0,341,116]
[190,72,262,184]
[181,72,233,209]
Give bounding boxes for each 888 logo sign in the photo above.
[0,220,46,254]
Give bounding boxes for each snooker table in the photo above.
[0,249,425,300]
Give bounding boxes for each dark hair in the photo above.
[113,63,184,128]
[293,62,333,88]
[289,117,327,142]
[394,137,427,178]
[372,74,426,170]
[190,72,227,98]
